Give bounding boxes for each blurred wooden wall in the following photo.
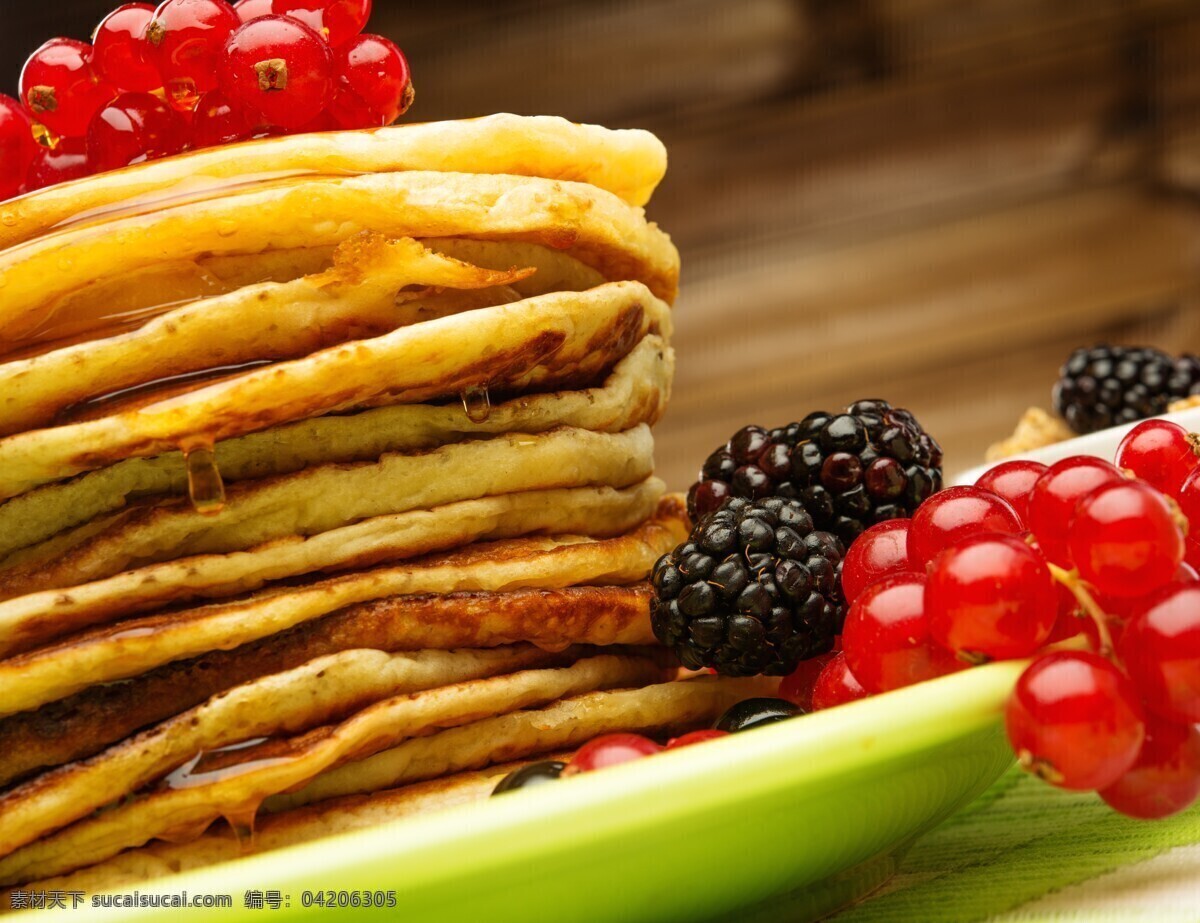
[5,0,1200,485]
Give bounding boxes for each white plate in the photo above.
[955,407,1200,486]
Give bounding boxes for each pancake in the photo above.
[8,237,604,363]
[270,675,775,812]
[0,335,671,562]
[0,646,585,868]
[0,491,685,715]
[0,655,669,884]
[0,585,656,788]
[0,235,538,436]
[0,281,671,501]
[0,425,656,600]
[0,756,568,902]
[0,114,668,252]
[0,171,679,347]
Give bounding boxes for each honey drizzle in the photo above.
[460,384,492,423]
[184,445,226,516]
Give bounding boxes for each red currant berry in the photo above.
[0,95,38,200]
[1099,716,1200,819]
[145,0,241,111]
[1069,480,1184,599]
[927,533,1058,661]
[908,486,1024,570]
[330,33,411,128]
[665,729,729,750]
[564,733,662,775]
[975,459,1047,524]
[842,572,963,694]
[218,15,333,131]
[234,0,274,21]
[190,89,254,147]
[1006,651,1145,791]
[1027,456,1123,567]
[1120,583,1200,723]
[25,136,91,191]
[810,652,870,710]
[1177,465,1200,571]
[1115,419,1197,498]
[93,4,162,93]
[87,91,187,173]
[272,0,371,47]
[19,39,118,138]
[840,519,912,605]
[779,651,837,711]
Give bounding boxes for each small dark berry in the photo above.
[492,760,566,795]
[715,697,804,732]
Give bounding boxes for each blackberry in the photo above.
[1053,345,1200,435]
[650,497,845,677]
[687,400,943,546]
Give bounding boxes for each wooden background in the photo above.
[5,0,1200,486]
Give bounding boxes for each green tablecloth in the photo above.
[830,769,1200,922]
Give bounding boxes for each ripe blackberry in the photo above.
[687,400,942,546]
[650,497,845,676]
[1053,345,1200,435]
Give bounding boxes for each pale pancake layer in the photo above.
[0,645,581,865]
[0,585,655,788]
[0,114,668,252]
[0,425,655,600]
[0,491,685,714]
[0,281,670,500]
[0,171,678,345]
[0,236,536,436]
[271,676,775,811]
[0,757,559,901]
[0,335,671,562]
[11,237,601,361]
[0,655,668,883]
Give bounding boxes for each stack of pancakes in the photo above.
[0,115,767,897]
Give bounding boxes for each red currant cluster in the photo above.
[0,0,412,200]
[782,417,1200,820]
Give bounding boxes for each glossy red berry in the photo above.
[25,136,90,191]
[1099,716,1200,819]
[840,519,912,605]
[810,652,870,710]
[87,91,187,173]
[1120,583,1200,723]
[1006,651,1145,791]
[564,733,662,775]
[1027,456,1124,567]
[1115,419,1197,498]
[145,0,241,111]
[190,89,254,146]
[1178,465,1200,571]
[927,533,1058,660]
[779,651,837,711]
[20,39,118,138]
[842,572,963,694]
[665,729,729,750]
[93,4,162,93]
[272,0,371,47]
[975,459,1047,524]
[234,0,274,21]
[1069,480,1184,599]
[219,15,333,130]
[330,33,411,128]
[0,95,38,200]
[908,486,1024,570]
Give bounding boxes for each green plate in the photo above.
[40,661,1023,923]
